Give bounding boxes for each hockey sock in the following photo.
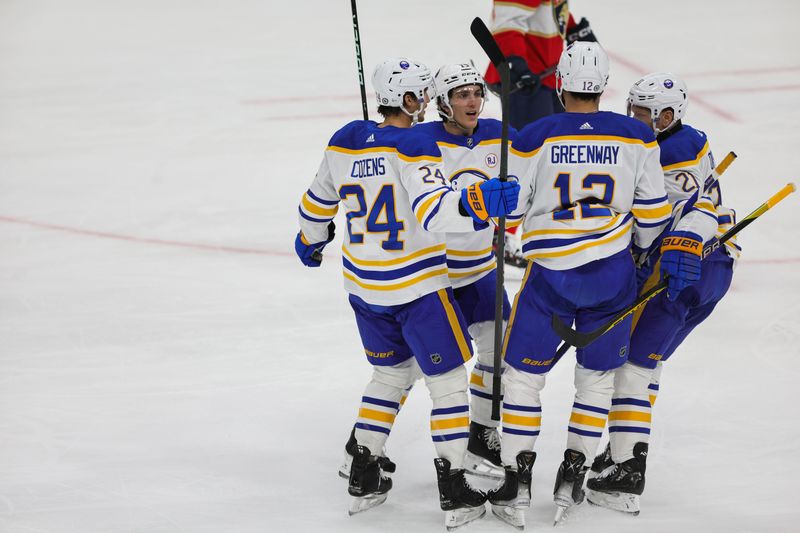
[425,366,470,469]
[467,320,507,428]
[500,366,545,467]
[566,365,613,461]
[354,360,420,456]
[608,362,653,463]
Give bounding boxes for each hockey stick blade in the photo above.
[551,182,796,348]
[470,18,505,67]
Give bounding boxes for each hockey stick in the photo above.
[470,16,510,421]
[551,181,796,349]
[551,150,738,359]
[310,0,367,265]
[351,0,369,121]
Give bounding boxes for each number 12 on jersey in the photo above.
[553,172,615,220]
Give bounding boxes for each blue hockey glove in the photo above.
[566,17,597,44]
[294,221,335,267]
[460,178,520,223]
[660,230,703,301]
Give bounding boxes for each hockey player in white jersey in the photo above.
[585,73,739,515]
[485,43,670,529]
[415,62,522,480]
[294,57,519,529]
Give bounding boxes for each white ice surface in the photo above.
[1,1,799,532]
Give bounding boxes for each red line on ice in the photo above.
[0,215,293,257]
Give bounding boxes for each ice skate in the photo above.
[348,445,393,516]
[434,457,487,530]
[552,449,588,525]
[488,451,536,530]
[587,442,612,480]
[465,422,504,480]
[339,428,395,480]
[586,442,647,516]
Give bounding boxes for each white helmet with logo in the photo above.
[434,62,487,121]
[372,57,435,106]
[627,72,688,133]
[555,41,609,96]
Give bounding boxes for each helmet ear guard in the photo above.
[627,72,688,133]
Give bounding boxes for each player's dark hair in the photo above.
[376,92,418,118]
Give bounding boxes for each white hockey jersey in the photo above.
[416,119,520,288]
[297,120,478,306]
[658,122,740,260]
[509,111,670,270]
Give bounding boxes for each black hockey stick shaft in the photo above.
[471,17,510,421]
[351,0,369,121]
[551,182,796,349]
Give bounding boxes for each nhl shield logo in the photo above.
[430,353,442,364]
[552,0,570,40]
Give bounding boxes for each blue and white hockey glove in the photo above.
[660,230,703,301]
[459,178,520,223]
[294,221,335,267]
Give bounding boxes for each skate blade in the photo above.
[552,503,571,526]
[348,493,387,516]
[445,505,486,531]
[464,452,505,480]
[491,504,525,530]
[585,488,640,515]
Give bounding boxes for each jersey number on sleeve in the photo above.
[339,184,405,250]
[553,172,615,220]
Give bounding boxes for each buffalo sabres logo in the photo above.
[664,79,674,89]
[486,153,498,168]
[430,353,442,364]
[552,0,570,40]
[399,60,410,70]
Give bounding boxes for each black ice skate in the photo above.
[348,445,393,516]
[552,449,588,525]
[434,457,488,531]
[488,451,536,530]
[338,427,396,480]
[586,442,648,515]
[465,422,504,480]
[588,442,613,480]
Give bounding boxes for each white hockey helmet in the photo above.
[627,72,688,133]
[372,57,435,108]
[555,41,609,96]
[434,62,487,121]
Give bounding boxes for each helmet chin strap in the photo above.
[401,98,427,126]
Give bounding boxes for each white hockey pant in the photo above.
[468,320,507,428]
[499,366,546,468]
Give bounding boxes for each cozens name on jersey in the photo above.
[551,144,620,165]
[350,157,386,178]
